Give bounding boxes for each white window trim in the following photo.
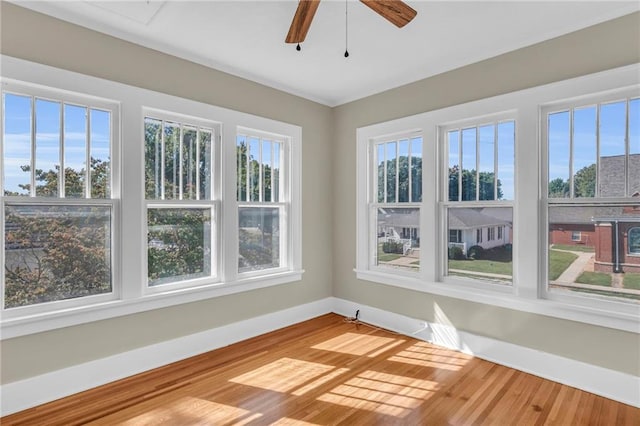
[356,63,640,333]
[0,56,303,339]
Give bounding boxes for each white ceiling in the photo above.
[12,1,640,106]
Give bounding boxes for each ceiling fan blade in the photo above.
[360,0,417,28]
[285,0,321,44]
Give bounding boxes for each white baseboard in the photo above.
[0,297,334,416]
[332,297,640,408]
[2,296,638,416]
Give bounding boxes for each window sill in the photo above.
[354,269,639,333]
[0,270,304,339]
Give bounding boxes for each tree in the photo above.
[548,177,570,198]
[377,155,422,202]
[4,159,111,308]
[448,166,503,200]
[573,164,596,198]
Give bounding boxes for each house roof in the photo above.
[550,204,640,224]
[599,154,640,197]
[448,208,511,230]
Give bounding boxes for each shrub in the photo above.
[382,241,404,254]
[467,245,485,260]
[448,246,465,260]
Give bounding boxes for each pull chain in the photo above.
[344,0,349,57]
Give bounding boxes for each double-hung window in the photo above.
[442,117,515,285]
[1,81,118,314]
[370,133,422,272]
[236,130,289,274]
[143,110,219,289]
[543,92,639,302]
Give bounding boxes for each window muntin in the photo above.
[237,133,287,274]
[444,120,515,286]
[2,87,116,310]
[545,96,640,303]
[371,135,422,272]
[144,113,218,287]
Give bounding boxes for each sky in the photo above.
[3,93,110,196]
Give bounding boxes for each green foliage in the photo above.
[382,241,404,254]
[4,206,111,308]
[548,177,569,198]
[575,271,612,287]
[448,166,503,201]
[147,209,208,284]
[448,245,465,260]
[573,164,596,198]
[377,155,422,202]
[467,245,485,260]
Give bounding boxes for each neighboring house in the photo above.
[549,204,640,273]
[448,207,512,254]
[377,208,420,247]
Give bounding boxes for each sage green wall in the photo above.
[0,3,333,384]
[332,12,640,376]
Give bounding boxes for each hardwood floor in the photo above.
[2,313,638,425]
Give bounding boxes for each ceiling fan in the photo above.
[285,0,417,45]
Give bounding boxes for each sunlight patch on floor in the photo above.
[229,357,335,393]
[311,332,403,357]
[388,341,470,371]
[317,370,436,418]
[269,417,321,425]
[292,367,350,396]
[119,397,262,425]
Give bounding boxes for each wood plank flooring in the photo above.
[2,313,638,425]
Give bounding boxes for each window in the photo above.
[144,112,218,288]
[544,95,639,302]
[237,131,288,274]
[444,119,515,285]
[356,64,639,332]
[371,134,422,272]
[2,83,118,312]
[630,227,640,255]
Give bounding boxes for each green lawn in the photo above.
[548,250,578,280]
[551,244,595,253]
[575,271,611,287]
[623,273,640,290]
[378,252,402,262]
[448,259,512,276]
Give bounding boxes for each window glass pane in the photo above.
[398,139,409,202]
[572,107,597,198]
[448,130,460,202]
[461,128,476,201]
[263,140,272,202]
[248,137,260,202]
[181,126,198,200]
[599,101,626,197]
[239,207,280,273]
[478,124,495,201]
[377,143,385,203]
[386,142,397,203]
[147,208,211,286]
[548,205,640,302]
[375,207,420,272]
[199,129,212,201]
[272,141,281,202]
[629,99,639,196]
[64,104,87,198]
[629,227,640,255]
[35,99,61,197]
[447,207,512,285]
[90,109,110,199]
[497,121,515,201]
[4,204,112,308]
[410,137,422,203]
[237,135,247,202]
[3,93,31,196]
[144,117,162,200]
[163,122,180,200]
[548,111,570,198]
